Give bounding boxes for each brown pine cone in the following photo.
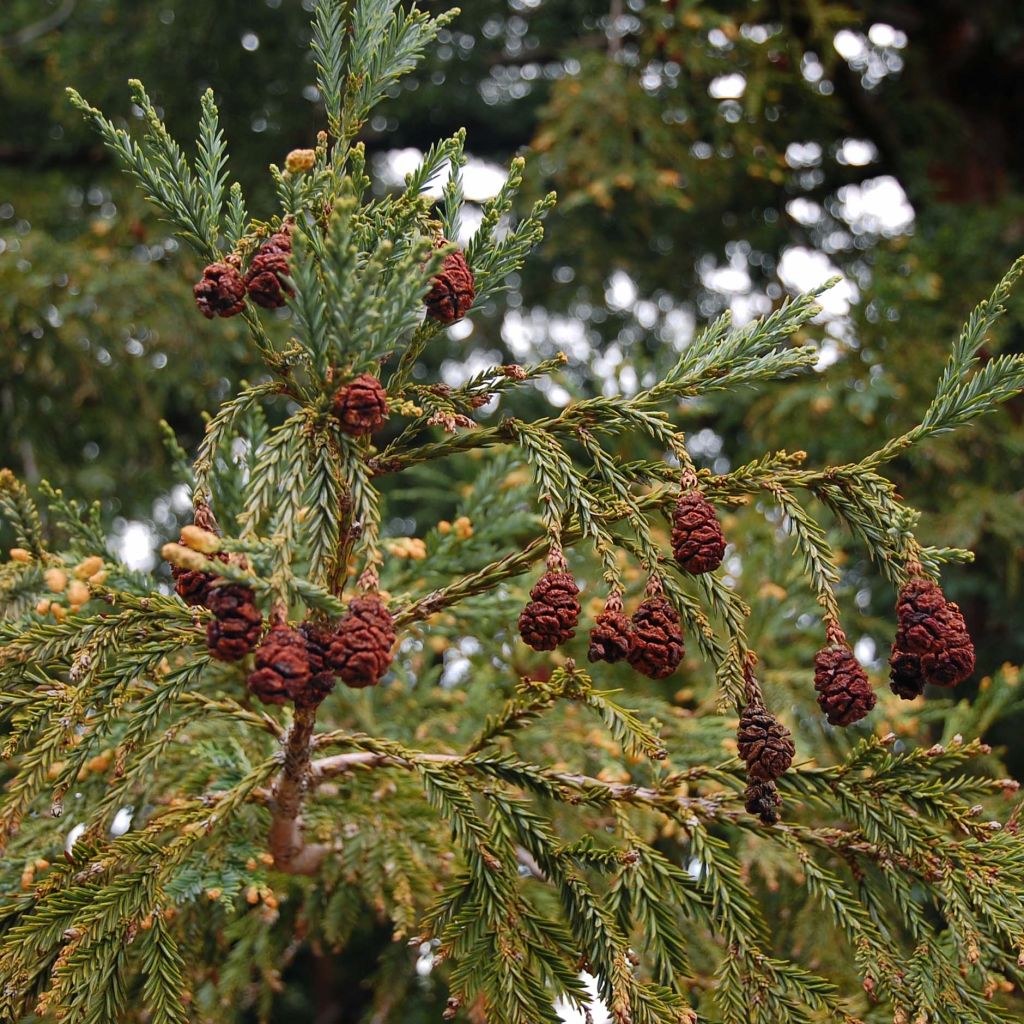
[744,779,781,826]
[247,625,311,706]
[588,599,631,664]
[193,261,246,319]
[245,250,293,309]
[518,571,580,651]
[326,595,396,688]
[626,596,684,679]
[813,643,876,726]
[889,575,975,699]
[738,699,795,781]
[671,491,726,574]
[205,584,263,662]
[172,566,213,606]
[333,374,389,437]
[260,229,292,256]
[297,622,338,708]
[425,245,475,324]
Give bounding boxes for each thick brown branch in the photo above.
[268,705,326,875]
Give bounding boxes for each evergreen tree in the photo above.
[3,2,1024,1021]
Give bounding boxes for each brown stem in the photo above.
[268,705,327,875]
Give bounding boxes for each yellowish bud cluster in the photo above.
[437,515,473,539]
[160,542,210,572]
[386,537,427,560]
[285,148,316,173]
[180,525,221,554]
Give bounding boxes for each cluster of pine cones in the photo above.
[171,516,395,707]
[245,596,395,707]
[518,489,725,680]
[193,224,474,326]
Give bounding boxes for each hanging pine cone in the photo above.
[425,245,475,324]
[297,622,338,708]
[671,491,726,574]
[587,594,631,664]
[205,584,263,662]
[626,595,684,679]
[172,564,213,606]
[193,261,246,319]
[737,698,795,781]
[889,574,975,699]
[814,643,876,726]
[744,779,781,826]
[247,625,311,706]
[326,595,396,688]
[518,571,580,651]
[332,373,389,437]
[245,231,294,309]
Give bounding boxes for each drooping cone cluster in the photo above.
[247,624,312,706]
[813,635,876,726]
[671,490,726,575]
[744,779,781,826]
[326,595,396,688]
[206,584,263,662]
[737,698,795,781]
[587,594,631,664]
[245,229,293,309]
[333,373,389,437]
[193,261,246,319]
[889,573,975,699]
[626,595,684,679]
[518,571,581,652]
[425,243,475,324]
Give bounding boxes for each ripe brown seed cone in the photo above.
[671,491,726,574]
[247,625,311,706]
[738,699,795,781]
[194,262,246,319]
[588,606,632,664]
[298,622,338,707]
[245,250,293,309]
[626,596,684,679]
[326,595,396,688]
[744,779,781,825]
[425,246,475,324]
[518,571,580,651]
[333,374,389,437]
[889,575,976,699]
[205,584,263,662]
[172,566,214,606]
[814,644,876,726]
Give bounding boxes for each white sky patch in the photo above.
[868,22,907,49]
[113,520,157,571]
[777,247,857,318]
[605,270,638,312]
[375,148,507,202]
[837,175,914,236]
[701,262,751,296]
[854,635,880,668]
[502,308,591,362]
[709,72,746,100]
[833,29,868,62]
[786,197,822,225]
[556,974,610,1024]
[836,138,878,167]
[785,140,822,168]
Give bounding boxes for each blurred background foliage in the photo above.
[2,1,1024,1018]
